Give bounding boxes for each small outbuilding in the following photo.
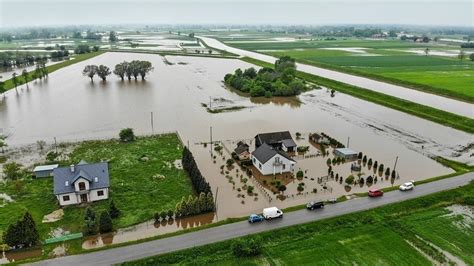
[334,148,358,160]
[33,164,59,178]
[234,141,250,160]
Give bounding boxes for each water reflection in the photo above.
[82,212,215,249]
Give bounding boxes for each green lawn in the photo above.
[265,48,474,102]
[0,134,194,243]
[124,181,474,265]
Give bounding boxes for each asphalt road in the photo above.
[31,172,473,266]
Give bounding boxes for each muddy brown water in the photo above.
[0,248,42,264]
[0,51,472,249]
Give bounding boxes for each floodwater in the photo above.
[0,51,472,248]
[198,36,474,117]
[82,212,215,249]
[0,248,42,264]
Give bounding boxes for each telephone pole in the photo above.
[210,126,213,156]
[393,156,399,171]
[150,111,154,134]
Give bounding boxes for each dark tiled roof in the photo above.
[53,162,109,195]
[252,143,295,164]
[256,131,296,147]
[234,143,249,154]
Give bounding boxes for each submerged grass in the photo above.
[241,57,474,134]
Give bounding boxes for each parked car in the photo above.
[248,214,264,223]
[399,182,414,191]
[263,207,283,220]
[306,201,325,210]
[368,188,384,197]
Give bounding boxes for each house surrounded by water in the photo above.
[254,131,297,152]
[53,160,110,206]
[251,143,296,176]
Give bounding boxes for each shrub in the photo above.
[109,200,120,219]
[385,167,391,176]
[99,211,113,233]
[378,164,384,173]
[345,175,355,185]
[247,186,254,194]
[358,152,363,159]
[167,210,174,219]
[3,162,22,180]
[226,158,235,167]
[368,158,373,167]
[232,238,262,257]
[278,184,287,192]
[296,170,304,178]
[297,146,309,152]
[214,146,223,152]
[366,175,374,184]
[326,158,331,165]
[119,128,135,142]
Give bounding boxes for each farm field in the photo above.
[220,36,474,102]
[123,181,474,266]
[266,48,474,102]
[0,134,194,243]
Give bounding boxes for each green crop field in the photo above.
[124,181,474,266]
[222,37,474,102]
[0,134,194,243]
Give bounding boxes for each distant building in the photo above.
[33,164,59,178]
[255,131,297,152]
[310,133,330,145]
[53,161,110,206]
[234,141,250,160]
[251,143,296,176]
[334,148,358,160]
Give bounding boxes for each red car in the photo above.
[368,188,384,197]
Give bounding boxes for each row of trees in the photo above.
[2,212,39,248]
[224,56,306,97]
[182,146,212,194]
[84,201,120,235]
[82,60,153,82]
[174,192,215,218]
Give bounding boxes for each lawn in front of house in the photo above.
[0,134,194,243]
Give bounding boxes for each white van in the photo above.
[263,207,283,220]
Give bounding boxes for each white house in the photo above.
[251,143,296,176]
[53,161,110,206]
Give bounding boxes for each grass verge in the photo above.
[241,57,474,134]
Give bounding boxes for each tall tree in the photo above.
[458,50,466,61]
[11,72,19,93]
[82,65,98,82]
[109,200,120,219]
[99,211,113,233]
[424,48,430,56]
[130,60,141,81]
[113,62,128,81]
[97,65,111,81]
[21,69,29,89]
[138,61,153,80]
[109,31,118,42]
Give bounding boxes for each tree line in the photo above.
[182,146,212,195]
[224,56,307,97]
[82,60,153,82]
[174,192,214,218]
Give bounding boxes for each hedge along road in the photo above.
[31,172,474,266]
[197,36,473,118]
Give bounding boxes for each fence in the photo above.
[44,232,83,244]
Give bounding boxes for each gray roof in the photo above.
[53,162,109,195]
[33,164,59,172]
[256,131,296,147]
[335,148,357,155]
[234,143,249,155]
[252,143,295,164]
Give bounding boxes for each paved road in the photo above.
[198,36,474,118]
[31,172,473,266]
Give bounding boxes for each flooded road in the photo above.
[1,51,471,250]
[198,36,474,118]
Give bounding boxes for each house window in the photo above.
[78,182,86,191]
[253,158,256,163]
[97,190,104,197]
[275,157,280,163]
[259,163,262,169]
[63,195,70,201]
[283,164,286,170]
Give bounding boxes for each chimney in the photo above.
[70,164,75,172]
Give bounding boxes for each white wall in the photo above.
[57,188,109,206]
[252,154,295,176]
[74,177,90,192]
[89,188,109,202]
[57,192,78,206]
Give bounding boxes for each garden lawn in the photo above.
[0,134,194,243]
[123,181,474,266]
[266,48,474,102]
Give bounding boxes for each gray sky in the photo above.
[0,0,472,28]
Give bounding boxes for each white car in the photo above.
[399,182,414,191]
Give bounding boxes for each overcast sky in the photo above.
[0,0,472,28]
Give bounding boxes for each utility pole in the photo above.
[214,186,219,213]
[54,137,58,154]
[150,111,154,134]
[210,126,213,156]
[209,96,212,109]
[347,137,350,148]
[393,156,399,171]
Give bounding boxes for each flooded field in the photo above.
[0,51,472,249]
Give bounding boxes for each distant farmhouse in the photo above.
[309,133,330,145]
[334,148,358,160]
[252,131,297,175]
[53,160,110,206]
[255,131,297,152]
